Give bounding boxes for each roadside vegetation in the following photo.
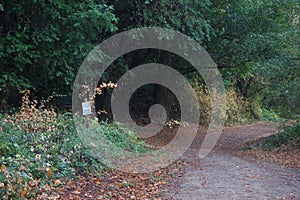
[241,120,300,169]
[0,92,150,199]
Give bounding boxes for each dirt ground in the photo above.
[49,122,299,199]
[161,122,300,199]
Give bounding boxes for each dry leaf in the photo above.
[93,178,101,184]
[57,187,65,191]
[253,175,259,179]
[67,180,73,187]
[53,179,62,186]
[0,165,8,173]
[71,190,81,195]
[20,189,27,198]
[46,167,52,177]
[19,165,26,171]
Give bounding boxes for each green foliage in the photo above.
[225,88,252,124]
[0,0,118,109]
[106,0,300,122]
[208,0,300,119]
[110,0,213,42]
[0,94,149,199]
[0,113,98,199]
[1,0,299,121]
[104,0,214,84]
[100,122,151,152]
[264,120,300,148]
[259,109,282,122]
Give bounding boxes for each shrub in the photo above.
[264,120,300,148]
[0,92,149,199]
[193,85,212,125]
[225,88,252,124]
[193,80,252,125]
[0,112,101,199]
[259,108,282,122]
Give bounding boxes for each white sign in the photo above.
[82,101,91,115]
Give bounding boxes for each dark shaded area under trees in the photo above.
[0,0,299,120]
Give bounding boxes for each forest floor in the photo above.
[49,122,300,199]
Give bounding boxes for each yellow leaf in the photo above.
[0,165,8,173]
[20,189,27,198]
[93,178,101,184]
[46,167,52,177]
[66,180,73,187]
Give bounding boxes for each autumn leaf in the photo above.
[67,180,73,187]
[93,177,101,185]
[253,175,260,179]
[19,165,26,171]
[46,167,52,177]
[0,165,8,173]
[53,179,62,186]
[20,189,27,198]
[71,190,81,195]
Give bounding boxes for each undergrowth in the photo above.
[264,120,300,148]
[193,82,253,125]
[0,91,149,199]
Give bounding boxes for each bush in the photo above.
[193,81,252,125]
[0,113,100,199]
[0,92,149,199]
[225,88,252,124]
[259,108,283,122]
[193,85,212,125]
[265,120,300,148]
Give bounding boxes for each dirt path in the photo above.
[162,122,300,199]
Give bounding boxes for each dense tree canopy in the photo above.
[0,0,117,107]
[208,0,300,117]
[0,0,299,118]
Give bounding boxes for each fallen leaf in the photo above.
[53,179,62,186]
[71,190,81,195]
[117,182,123,188]
[84,193,93,198]
[20,189,27,198]
[46,167,52,177]
[0,165,8,173]
[253,175,260,179]
[19,165,26,171]
[93,178,101,184]
[67,180,73,187]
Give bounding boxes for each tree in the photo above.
[206,0,300,118]
[96,0,214,119]
[0,0,117,109]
